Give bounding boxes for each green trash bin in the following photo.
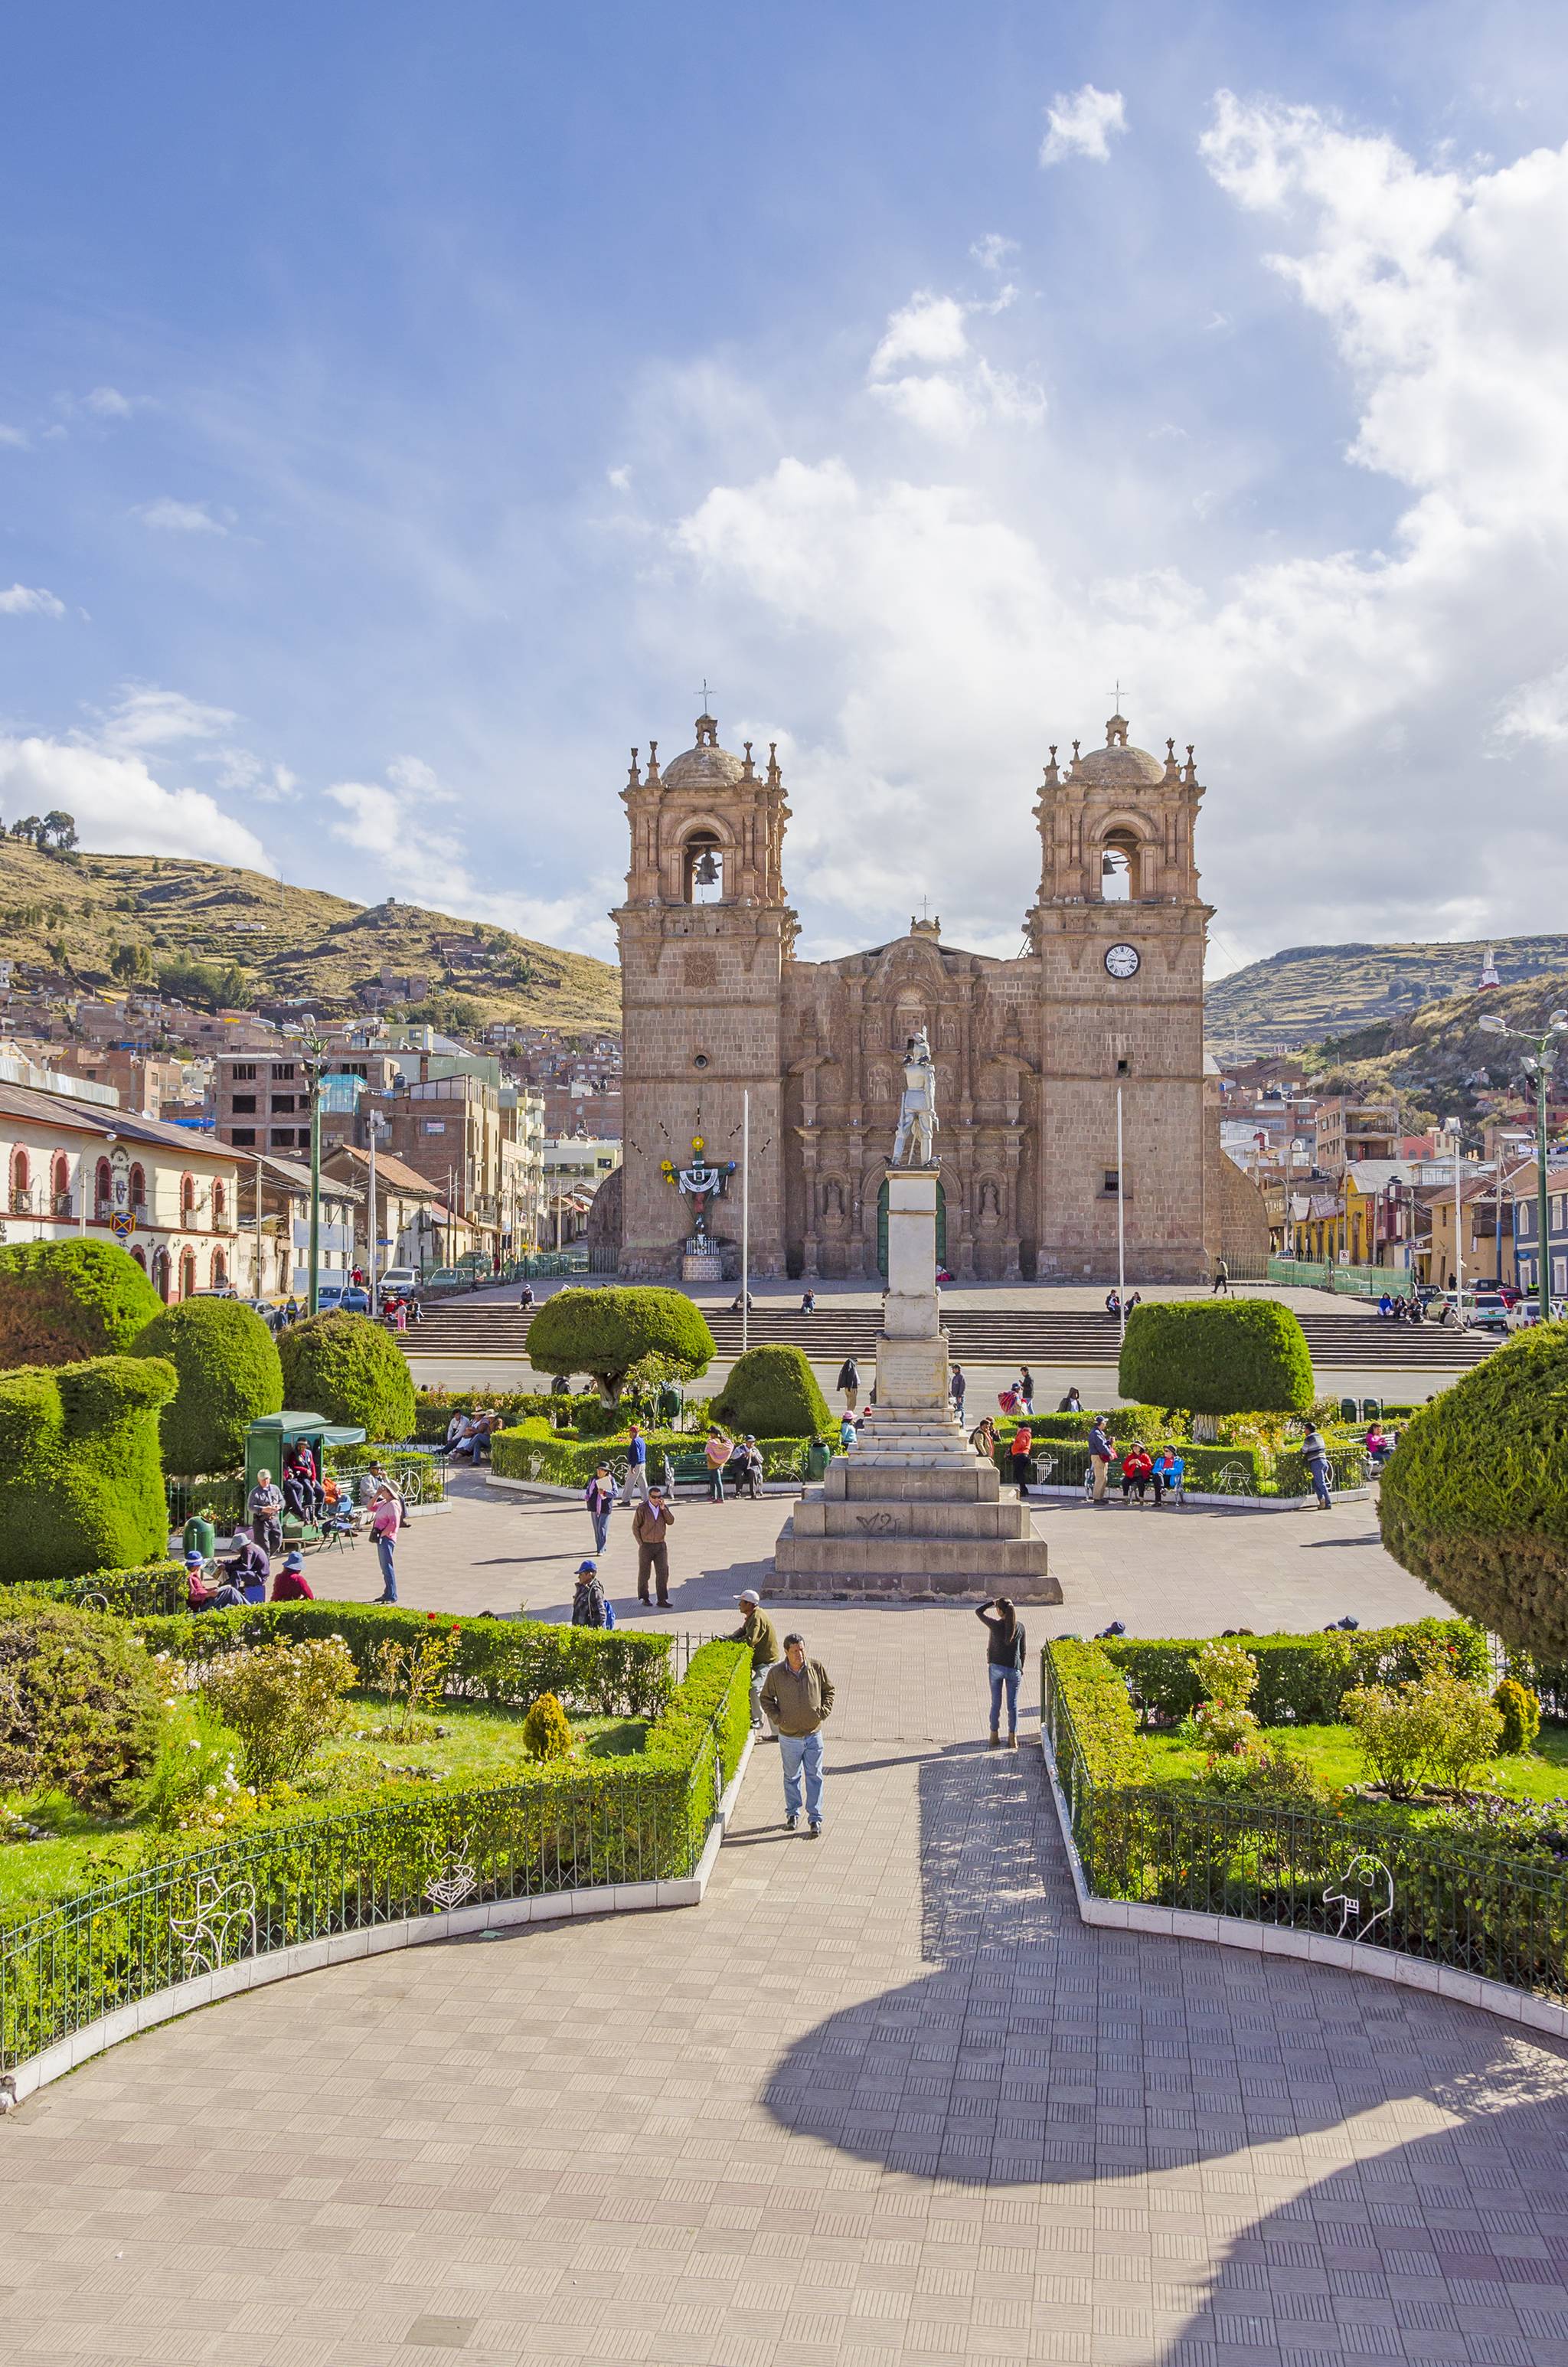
[1361,1398,1381,1421]
[805,1440,831,1481]
[181,1514,216,1561]
[1338,1396,1358,1423]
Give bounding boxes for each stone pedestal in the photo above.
[767,1167,1058,1603]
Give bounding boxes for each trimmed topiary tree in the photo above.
[0,1238,162,1368]
[277,1311,417,1438]
[0,1604,164,1810]
[132,1297,284,1474]
[0,1353,178,1584]
[1380,1325,1568,1656]
[1118,1298,1314,1420]
[524,1286,715,1401]
[714,1344,831,1438]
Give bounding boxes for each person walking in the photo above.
[760,1635,834,1836]
[371,1484,401,1602]
[1213,1257,1230,1296]
[1008,1421,1033,1499]
[949,1364,966,1423]
[727,1587,782,1734]
[704,1426,731,1502]
[571,1558,609,1626]
[584,1464,615,1555]
[632,1483,675,1605]
[976,1597,1026,1747]
[1301,1424,1333,1511]
[1057,1386,1083,1414]
[248,1468,283,1559]
[1018,1367,1035,1416]
[1088,1416,1115,1506]
[622,1421,650,1507]
[836,1356,860,1416]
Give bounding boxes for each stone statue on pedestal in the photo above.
[891,1028,938,1168]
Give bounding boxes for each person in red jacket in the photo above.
[270,1549,315,1602]
[1120,1444,1155,1506]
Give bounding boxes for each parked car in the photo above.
[316,1283,348,1313]
[1518,1298,1568,1326]
[426,1267,466,1288]
[378,1267,420,1296]
[339,1285,371,1315]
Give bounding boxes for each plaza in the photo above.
[5,1474,1568,2367]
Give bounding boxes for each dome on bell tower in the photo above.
[1069,713,1166,787]
[659,712,746,791]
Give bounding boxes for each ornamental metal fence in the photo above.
[0,1668,743,2074]
[1041,1649,1568,2006]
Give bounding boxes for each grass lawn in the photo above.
[1144,1721,1568,1804]
[0,1696,647,1921]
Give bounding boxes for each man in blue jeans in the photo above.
[759,1634,835,1837]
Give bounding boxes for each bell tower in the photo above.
[615,713,795,1279]
[1024,714,1213,1280]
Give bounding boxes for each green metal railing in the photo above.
[1041,1649,1568,2004]
[1267,1256,1415,1298]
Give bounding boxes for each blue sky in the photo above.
[3,0,1568,976]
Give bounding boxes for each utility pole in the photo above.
[1479,1009,1566,1326]
[255,1152,264,1299]
[1449,1119,1463,1306]
[741,1087,750,1356]
[1116,1084,1126,1341]
[366,1113,384,1313]
[301,1016,325,1317]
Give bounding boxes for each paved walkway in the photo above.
[6,1490,1568,2365]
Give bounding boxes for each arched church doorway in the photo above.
[876,1175,946,1279]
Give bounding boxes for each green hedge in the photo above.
[0,1639,752,2071]
[279,1312,416,1439]
[0,1354,178,1584]
[135,1603,674,1718]
[0,1239,162,1368]
[524,1286,715,1394]
[1042,1640,1148,1785]
[132,1298,283,1475]
[413,1387,598,1441]
[1379,1325,1568,1658]
[1119,1298,1315,1417]
[491,1427,814,1487]
[1097,1618,1488,1725]
[0,1559,186,1618]
[713,1345,831,1439]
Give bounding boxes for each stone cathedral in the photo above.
[603,707,1263,1283]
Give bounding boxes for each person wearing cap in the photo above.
[220,1531,271,1604]
[584,1464,616,1556]
[185,1552,243,1613]
[370,1486,402,1603]
[571,1560,609,1627]
[727,1587,781,1733]
[270,1550,315,1603]
[247,1468,283,1558]
[759,1635,835,1836]
[734,1436,765,1502]
[630,1483,675,1607]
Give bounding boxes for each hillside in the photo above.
[0,842,620,1035]
[1294,971,1568,1128]
[1206,935,1568,1058]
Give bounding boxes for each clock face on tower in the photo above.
[1104,942,1141,979]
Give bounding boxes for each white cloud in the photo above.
[970,233,1020,273]
[1040,84,1126,167]
[83,386,132,418]
[0,584,64,619]
[95,685,237,750]
[607,465,632,492]
[870,293,970,376]
[0,736,274,869]
[0,425,28,449]
[132,498,229,535]
[1497,659,1568,746]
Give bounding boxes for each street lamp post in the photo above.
[1116,1084,1126,1342]
[1478,1009,1568,1326]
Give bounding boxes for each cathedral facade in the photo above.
[607,708,1257,1283]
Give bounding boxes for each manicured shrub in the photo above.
[1378,1325,1568,1657]
[713,1344,831,1439]
[0,1355,177,1584]
[521,1692,573,1760]
[278,1311,416,1439]
[132,1297,284,1475]
[1041,1641,1149,1785]
[201,1634,358,1790]
[1118,1298,1315,1417]
[524,1286,714,1399]
[0,1558,185,1618]
[1494,1677,1542,1757]
[491,1427,811,1488]
[413,1386,596,1440]
[0,1239,162,1368]
[1101,1620,1488,1725]
[0,1605,163,1809]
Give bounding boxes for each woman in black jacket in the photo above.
[976,1597,1025,1748]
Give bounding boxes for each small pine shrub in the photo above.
[521,1691,573,1761]
[1494,1676,1542,1757]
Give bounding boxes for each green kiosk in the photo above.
[243,1410,368,1545]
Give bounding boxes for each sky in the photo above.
[3,1,1568,979]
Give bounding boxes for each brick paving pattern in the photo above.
[4,1480,1568,2363]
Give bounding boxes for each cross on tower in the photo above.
[1106,681,1126,712]
[694,678,713,714]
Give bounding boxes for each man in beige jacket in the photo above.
[759,1635,835,1836]
[630,1484,675,1607]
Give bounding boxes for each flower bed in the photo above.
[1041,1629,1568,2005]
[0,1625,750,2074]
